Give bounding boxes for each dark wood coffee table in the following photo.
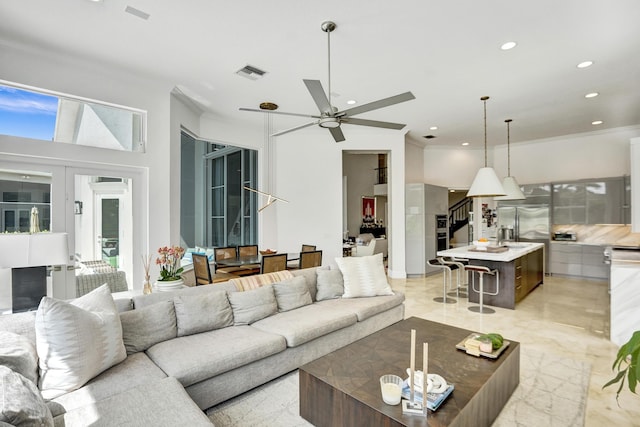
[299,317,520,427]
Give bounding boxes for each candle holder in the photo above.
[402,329,428,416]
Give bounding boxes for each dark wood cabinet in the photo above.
[468,247,544,309]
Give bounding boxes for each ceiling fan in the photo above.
[240,21,416,143]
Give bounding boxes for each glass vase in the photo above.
[143,278,152,295]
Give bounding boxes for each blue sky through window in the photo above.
[0,85,58,141]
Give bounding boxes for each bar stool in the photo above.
[439,257,468,298]
[465,265,499,314]
[426,258,457,304]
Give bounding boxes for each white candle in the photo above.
[410,329,416,400]
[381,382,402,405]
[423,343,428,407]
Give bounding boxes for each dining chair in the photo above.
[288,244,317,269]
[214,247,241,275]
[301,244,316,252]
[299,250,322,269]
[238,245,258,257]
[192,253,212,285]
[237,245,260,275]
[261,253,288,274]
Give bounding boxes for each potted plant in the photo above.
[155,245,185,291]
[604,330,640,403]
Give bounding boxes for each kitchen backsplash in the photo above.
[552,224,634,245]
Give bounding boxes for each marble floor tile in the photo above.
[390,273,640,426]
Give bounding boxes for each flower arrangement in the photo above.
[156,246,185,281]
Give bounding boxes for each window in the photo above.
[180,131,257,249]
[0,81,146,152]
[0,172,52,233]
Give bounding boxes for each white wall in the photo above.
[425,126,640,187]
[405,141,425,183]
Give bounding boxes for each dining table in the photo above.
[215,252,300,268]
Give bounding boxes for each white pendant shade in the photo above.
[494,176,526,200]
[466,167,506,197]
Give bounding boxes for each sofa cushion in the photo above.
[56,377,212,427]
[131,281,238,309]
[290,268,318,301]
[316,291,405,321]
[228,270,294,291]
[174,289,234,336]
[145,326,286,387]
[120,301,177,354]
[51,352,168,413]
[315,269,344,301]
[35,284,127,400]
[228,285,277,325]
[0,365,53,427]
[251,304,358,347]
[0,331,38,384]
[272,276,312,312]
[334,253,393,298]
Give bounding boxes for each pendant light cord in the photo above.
[506,119,512,176]
[481,96,489,167]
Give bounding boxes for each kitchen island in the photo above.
[437,242,545,309]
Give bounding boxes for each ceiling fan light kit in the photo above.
[495,119,526,201]
[240,20,415,142]
[467,96,507,198]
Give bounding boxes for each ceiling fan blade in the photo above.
[337,91,415,117]
[341,117,407,130]
[328,126,346,143]
[271,121,318,137]
[303,80,333,115]
[239,107,321,119]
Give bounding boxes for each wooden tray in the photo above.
[469,245,509,253]
[455,333,510,359]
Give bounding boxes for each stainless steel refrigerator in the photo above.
[497,205,550,269]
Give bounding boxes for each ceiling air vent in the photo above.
[236,65,267,81]
[423,135,436,139]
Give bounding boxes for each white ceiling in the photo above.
[1,0,639,147]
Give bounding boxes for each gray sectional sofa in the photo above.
[0,263,405,426]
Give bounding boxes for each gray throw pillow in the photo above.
[0,366,53,427]
[0,332,38,384]
[174,290,234,336]
[120,300,177,354]
[227,285,277,325]
[272,276,313,312]
[316,269,344,301]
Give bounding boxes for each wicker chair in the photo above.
[260,253,288,274]
[299,250,322,269]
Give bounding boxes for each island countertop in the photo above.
[437,242,545,262]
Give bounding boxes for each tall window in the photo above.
[180,131,257,248]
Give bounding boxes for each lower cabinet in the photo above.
[549,243,608,280]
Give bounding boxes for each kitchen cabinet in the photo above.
[549,242,608,279]
[552,177,625,225]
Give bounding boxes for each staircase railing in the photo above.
[449,197,472,238]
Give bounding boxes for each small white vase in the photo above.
[154,278,184,292]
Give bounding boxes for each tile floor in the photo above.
[388,273,640,426]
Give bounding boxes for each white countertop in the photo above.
[437,242,545,262]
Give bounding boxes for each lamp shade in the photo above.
[494,176,526,201]
[466,167,506,198]
[0,233,69,268]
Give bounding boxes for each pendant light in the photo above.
[495,119,526,200]
[466,96,506,197]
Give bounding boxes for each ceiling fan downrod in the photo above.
[321,21,336,113]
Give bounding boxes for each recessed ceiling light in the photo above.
[592,120,603,125]
[429,126,438,130]
[347,100,357,105]
[462,142,469,146]
[449,189,455,193]
[585,92,599,98]
[577,61,593,69]
[500,41,517,50]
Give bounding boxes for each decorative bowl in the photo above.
[260,249,277,255]
[473,240,490,248]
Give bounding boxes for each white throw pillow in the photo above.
[334,253,393,298]
[35,284,126,400]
